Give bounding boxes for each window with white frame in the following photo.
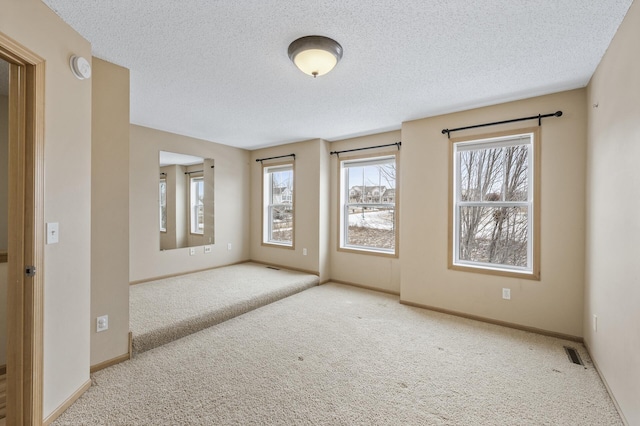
[339,154,397,255]
[263,163,294,247]
[451,129,539,278]
[190,176,204,234]
[159,179,167,232]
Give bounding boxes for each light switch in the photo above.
[47,222,59,244]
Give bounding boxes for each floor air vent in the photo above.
[564,346,583,366]
[266,266,280,270]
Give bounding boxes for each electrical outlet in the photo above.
[96,315,109,332]
[227,243,232,251]
[189,247,196,256]
[204,245,212,253]
[303,248,307,256]
[593,314,598,332]
[502,288,511,300]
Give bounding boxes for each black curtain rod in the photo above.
[184,166,214,175]
[442,111,563,139]
[255,153,296,163]
[330,142,401,157]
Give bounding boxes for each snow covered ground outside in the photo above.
[348,210,394,230]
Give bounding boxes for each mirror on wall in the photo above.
[159,151,214,251]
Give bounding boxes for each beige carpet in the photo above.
[57,283,622,425]
[130,262,319,354]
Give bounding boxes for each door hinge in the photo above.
[25,265,36,277]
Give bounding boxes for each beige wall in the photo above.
[401,89,587,338]
[130,124,251,282]
[91,58,130,367]
[585,0,640,423]
[1,0,92,418]
[318,139,331,281]
[159,164,187,250]
[250,139,328,279]
[329,131,402,294]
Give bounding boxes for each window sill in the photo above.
[262,242,295,250]
[449,263,540,281]
[338,246,398,259]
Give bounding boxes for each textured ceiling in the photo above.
[41,0,633,149]
[159,151,204,167]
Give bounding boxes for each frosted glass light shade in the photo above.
[293,49,338,77]
[288,36,343,78]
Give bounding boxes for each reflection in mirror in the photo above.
[159,151,214,250]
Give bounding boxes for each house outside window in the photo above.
[450,128,540,279]
[339,153,398,256]
[263,163,294,247]
[190,176,204,234]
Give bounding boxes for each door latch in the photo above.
[25,265,36,277]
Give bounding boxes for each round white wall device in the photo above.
[70,55,92,80]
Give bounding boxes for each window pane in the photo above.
[191,177,204,234]
[341,155,397,254]
[159,180,167,232]
[270,170,293,205]
[503,145,529,201]
[270,205,293,243]
[263,163,294,246]
[458,205,528,268]
[459,148,504,202]
[347,163,395,205]
[346,205,395,251]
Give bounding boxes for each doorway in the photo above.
[0,32,45,425]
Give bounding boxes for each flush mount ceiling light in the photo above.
[288,36,343,78]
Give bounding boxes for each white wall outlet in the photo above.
[227,243,232,251]
[502,288,511,300]
[303,248,308,256]
[593,314,598,332]
[204,245,212,253]
[46,222,59,244]
[96,315,108,332]
[189,247,196,256]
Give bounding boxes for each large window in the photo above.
[339,154,398,256]
[190,176,204,234]
[451,129,539,279]
[263,163,294,247]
